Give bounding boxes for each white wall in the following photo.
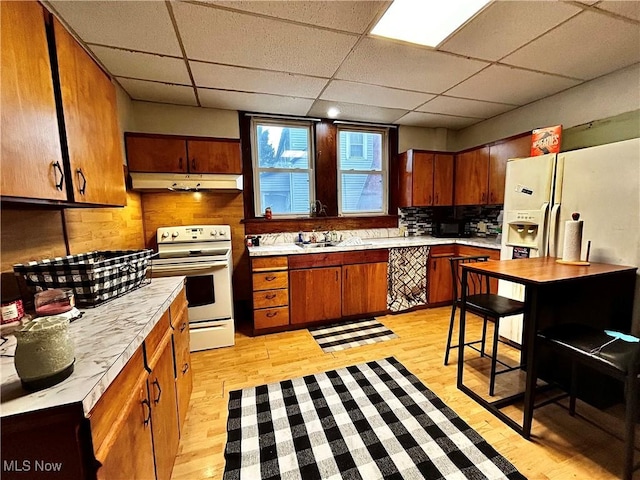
[451,63,640,151]
[114,83,135,163]
[398,126,449,153]
[129,101,240,138]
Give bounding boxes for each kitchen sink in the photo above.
[295,242,337,248]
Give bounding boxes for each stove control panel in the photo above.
[157,225,231,243]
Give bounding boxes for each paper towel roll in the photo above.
[562,219,583,262]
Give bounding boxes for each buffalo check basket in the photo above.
[14,249,153,307]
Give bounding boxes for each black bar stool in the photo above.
[444,255,525,396]
[537,323,639,480]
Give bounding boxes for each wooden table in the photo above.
[457,257,637,438]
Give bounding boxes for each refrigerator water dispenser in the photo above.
[505,209,546,251]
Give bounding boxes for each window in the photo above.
[251,119,314,216]
[337,128,388,215]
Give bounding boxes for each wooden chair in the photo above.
[444,255,525,396]
[537,324,640,480]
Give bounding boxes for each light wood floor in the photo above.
[171,307,639,480]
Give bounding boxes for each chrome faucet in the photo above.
[310,200,327,217]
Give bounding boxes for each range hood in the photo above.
[129,173,243,191]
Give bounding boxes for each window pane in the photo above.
[259,172,310,215]
[339,130,382,171]
[256,124,309,169]
[341,173,383,213]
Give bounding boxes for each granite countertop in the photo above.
[0,276,185,419]
[248,236,501,257]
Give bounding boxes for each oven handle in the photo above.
[152,261,229,274]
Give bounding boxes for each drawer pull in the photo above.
[265,275,276,281]
[180,322,187,332]
[182,363,189,374]
[152,378,162,404]
[142,398,151,426]
[265,293,276,299]
[76,168,87,195]
[52,161,64,190]
[266,311,278,318]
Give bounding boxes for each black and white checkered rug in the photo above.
[308,318,398,353]
[223,357,526,480]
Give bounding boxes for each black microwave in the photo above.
[433,220,471,238]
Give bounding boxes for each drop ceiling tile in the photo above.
[446,65,581,105]
[90,46,190,84]
[417,96,515,119]
[198,89,314,115]
[117,78,197,106]
[335,38,489,94]
[307,100,407,124]
[438,1,582,61]
[595,1,640,21]
[173,2,358,77]
[395,112,481,130]
[49,1,181,56]
[502,10,640,80]
[320,80,435,110]
[190,62,327,98]
[202,0,390,34]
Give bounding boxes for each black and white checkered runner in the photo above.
[223,357,526,480]
[308,318,398,353]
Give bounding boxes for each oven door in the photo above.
[151,260,233,324]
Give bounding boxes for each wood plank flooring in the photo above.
[171,307,639,480]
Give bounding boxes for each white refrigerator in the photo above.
[499,137,640,343]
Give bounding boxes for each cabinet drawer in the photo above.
[430,244,456,257]
[456,245,500,260]
[169,287,187,326]
[254,306,289,329]
[253,288,288,309]
[342,249,389,265]
[252,256,288,272]
[253,271,288,291]
[288,252,343,269]
[144,310,171,370]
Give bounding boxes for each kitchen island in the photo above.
[1,276,191,480]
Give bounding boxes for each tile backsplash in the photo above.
[398,205,503,236]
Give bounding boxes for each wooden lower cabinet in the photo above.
[172,301,192,434]
[148,340,180,480]
[428,246,456,305]
[251,256,290,331]
[97,376,155,480]
[289,267,342,324]
[342,262,388,317]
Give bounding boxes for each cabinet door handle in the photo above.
[76,168,87,195]
[433,261,437,271]
[191,158,196,171]
[52,161,64,191]
[180,322,187,332]
[142,398,151,426]
[265,293,276,299]
[182,363,189,374]
[265,275,276,281]
[266,311,278,318]
[489,192,494,202]
[428,195,432,204]
[178,157,183,170]
[435,194,438,204]
[152,378,162,404]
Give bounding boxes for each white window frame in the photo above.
[337,126,388,216]
[250,118,315,218]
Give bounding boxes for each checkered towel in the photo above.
[223,357,525,480]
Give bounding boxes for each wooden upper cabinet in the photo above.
[488,135,531,205]
[412,152,434,206]
[126,135,242,174]
[454,147,489,205]
[188,139,242,174]
[0,1,66,201]
[126,136,188,173]
[433,154,454,206]
[53,18,126,206]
